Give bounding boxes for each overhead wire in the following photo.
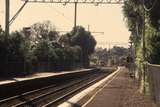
[47,4,73,25]
[9,0,73,28]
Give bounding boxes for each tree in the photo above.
[59,26,97,67]
[71,26,97,67]
[146,0,160,29]
[122,0,160,94]
[31,20,59,41]
[0,25,3,35]
[123,0,143,42]
[91,47,108,65]
[0,30,32,76]
[147,28,160,64]
[110,46,128,57]
[59,33,72,47]
[33,39,58,62]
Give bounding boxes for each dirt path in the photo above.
[85,67,156,107]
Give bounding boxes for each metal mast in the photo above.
[5,0,10,36]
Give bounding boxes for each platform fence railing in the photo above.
[146,63,160,106]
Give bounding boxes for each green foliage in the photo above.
[0,22,96,77]
[0,25,4,34]
[59,26,97,67]
[123,0,160,65]
[0,29,33,76]
[91,48,108,65]
[91,47,128,66]
[31,20,59,41]
[147,0,160,29]
[0,31,30,62]
[0,32,7,62]
[33,40,58,62]
[72,26,96,67]
[123,0,160,93]
[71,26,96,55]
[123,0,143,38]
[110,46,128,57]
[59,33,72,46]
[146,26,160,64]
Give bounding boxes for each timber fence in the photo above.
[147,63,160,106]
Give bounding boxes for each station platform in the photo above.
[0,68,91,85]
[83,67,156,107]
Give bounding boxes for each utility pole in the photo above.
[143,5,146,93]
[88,25,90,31]
[74,2,77,28]
[5,0,10,36]
[108,42,111,66]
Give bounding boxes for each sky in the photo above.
[0,0,130,48]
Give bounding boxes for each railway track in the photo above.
[0,70,111,107]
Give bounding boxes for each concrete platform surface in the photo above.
[84,67,156,107]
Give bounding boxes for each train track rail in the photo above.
[0,70,111,107]
[42,73,108,107]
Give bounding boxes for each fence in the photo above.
[147,63,160,106]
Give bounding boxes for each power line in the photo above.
[46,4,73,24]
[5,0,124,35]
[22,0,124,28]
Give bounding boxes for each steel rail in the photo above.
[12,73,101,107]
[0,73,93,106]
[43,74,108,107]
[0,84,56,104]
[0,71,110,107]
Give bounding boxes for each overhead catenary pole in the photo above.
[5,0,10,36]
[88,25,90,31]
[108,42,111,66]
[74,2,77,28]
[22,0,124,31]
